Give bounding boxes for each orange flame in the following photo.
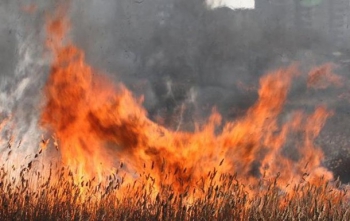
[41,9,334,197]
[307,64,343,89]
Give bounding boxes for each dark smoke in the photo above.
[68,0,349,117]
[1,0,350,181]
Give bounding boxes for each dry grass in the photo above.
[0,146,349,221]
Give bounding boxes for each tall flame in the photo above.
[41,9,333,196]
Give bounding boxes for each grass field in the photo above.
[0,148,349,221]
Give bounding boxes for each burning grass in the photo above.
[0,151,349,221]
[1,5,350,221]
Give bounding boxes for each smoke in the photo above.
[1,0,350,181]
[0,1,45,159]
[69,0,259,123]
[68,0,349,122]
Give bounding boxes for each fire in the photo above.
[307,64,343,89]
[40,8,334,199]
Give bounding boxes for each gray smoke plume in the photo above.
[1,0,350,181]
[0,1,47,160]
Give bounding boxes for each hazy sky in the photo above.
[207,0,255,9]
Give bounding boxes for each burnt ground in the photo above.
[319,111,350,183]
[315,56,350,183]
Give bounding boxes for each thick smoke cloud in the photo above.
[69,0,348,124]
[70,0,269,127]
[1,0,350,181]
